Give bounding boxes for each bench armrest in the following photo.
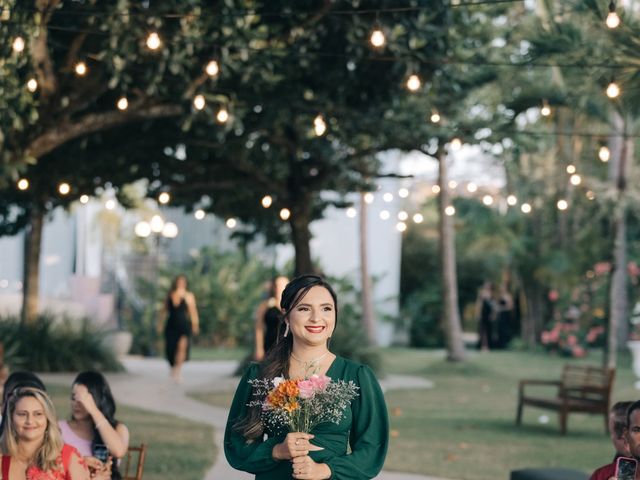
[518,379,562,397]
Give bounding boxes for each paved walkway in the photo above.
[41,357,442,480]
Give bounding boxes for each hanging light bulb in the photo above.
[80,195,90,204]
[205,60,219,77]
[150,215,164,233]
[313,114,326,136]
[146,32,161,50]
[606,1,621,29]
[450,138,462,151]
[507,195,518,206]
[346,207,357,218]
[540,100,551,117]
[194,209,206,220]
[557,199,568,211]
[26,78,37,92]
[432,185,441,194]
[158,192,170,204]
[117,97,128,110]
[406,74,421,92]
[12,36,25,52]
[193,94,206,110]
[398,211,409,221]
[521,203,532,214]
[383,193,394,203]
[379,210,390,220]
[17,179,29,190]
[134,221,151,238]
[466,182,478,193]
[413,213,424,224]
[370,28,385,48]
[364,192,375,204]
[396,222,407,232]
[217,107,229,123]
[261,195,273,208]
[226,218,237,229]
[58,182,71,195]
[448,180,458,189]
[606,80,620,99]
[482,195,494,206]
[398,188,409,198]
[74,62,87,76]
[599,146,610,162]
[445,206,456,216]
[105,199,116,210]
[430,111,441,123]
[570,174,582,186]
[279,208,291,221]
[566,164,576,174]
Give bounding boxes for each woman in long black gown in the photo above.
[164,275,199,382]
[254,276,288,361]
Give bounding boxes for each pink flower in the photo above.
[297,374,331,399]
[572,346,586,357]
[567,335,578,346]
[548,290,559,302]
[541,331,550,344]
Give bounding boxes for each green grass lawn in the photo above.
[49,385,215,480]
[191,346,249,361]
[189,347,640,480]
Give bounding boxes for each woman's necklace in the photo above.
[290,351,330,375]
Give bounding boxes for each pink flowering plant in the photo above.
[541,322,605,357]
[247,374,359,434]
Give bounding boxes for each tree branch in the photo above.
[26,103,184,159]
[32,0,61,100]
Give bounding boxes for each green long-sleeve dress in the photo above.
[224,355,389,479]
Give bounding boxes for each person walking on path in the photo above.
[162,274,200,383]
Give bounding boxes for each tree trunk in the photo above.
[21,208,44,325]
[290,210,314,276]
[521,281,544,349]
[359,193,376,344]
[437,147,466,361]
[606,113,631,369]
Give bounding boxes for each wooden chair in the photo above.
[121,443,147,480]
[516,364,615,434]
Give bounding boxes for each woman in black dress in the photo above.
[164,274,199,382]
[254,276,288,361]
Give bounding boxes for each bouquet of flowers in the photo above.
[248,374,359,433]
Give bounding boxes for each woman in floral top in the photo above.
[0,387,88,480]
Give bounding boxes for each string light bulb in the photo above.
[58,182,70,195]
[566,165,576,174]
[27,78,37,92]
[74,62,87,76]
[521,203,532,214]
[146,32,161,50]
[205,60,219,77]
[226,218,237,229]
[507,195,518,206]
[158,192,170,204]
[606,1,621,29]
[364,192,375,204]
[313,114,326,136]
[217,107,229,123]
[396,222,407,232]
[557,199,568,211]
[467,183,478,193]
[193,95,206,110]
[370,28,385,48]
[117,97,128,110]
[450,138,462,151]
[17,179,29,190]
[398,188,409,198]
[398,211,409,221]
[413,213,424,224]
[432,185,441,194]
[599,146,610,162]
[540,100,551,117]
[261,195,273,208]
[346,207,357,218]
[12,36,25,52]
[80,195,89,204]
[383,193,393,203]
[482,195,494,206]
[279,208,291,221]
[105,199,116,210]
[606,80,620,98]
[430,111,441,123]
[194,209,206,220]
[406,74,421,91]
[445,206,456,216]
[379,210,390,220]
[570,174,582,186]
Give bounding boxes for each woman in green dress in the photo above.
[224,274,389,480]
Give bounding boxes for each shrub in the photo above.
[0,314,122,372]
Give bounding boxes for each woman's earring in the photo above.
[284,323,290,338]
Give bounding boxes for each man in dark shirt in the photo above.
[590,401,633,480]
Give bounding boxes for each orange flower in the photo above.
[284,400,300,413]
[267,380,300,409]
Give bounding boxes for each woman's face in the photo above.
[287,286,336,348]
[70,384,90,421]
[176,276,187,290]
[12,396,47,443]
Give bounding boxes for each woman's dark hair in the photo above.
[236,274,338,440]
[0,371,46,432]
[73,371,121,479]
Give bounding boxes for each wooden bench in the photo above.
[515,364,615,434]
